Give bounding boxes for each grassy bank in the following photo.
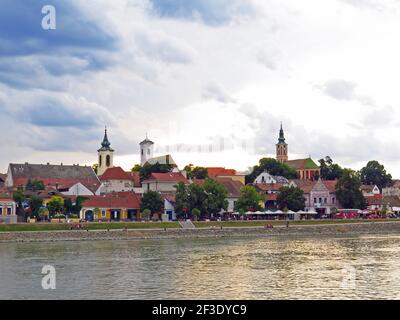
[0,222,181,232]
[193,219,395,228]
[0,219,397,233]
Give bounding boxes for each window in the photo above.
[99,155,102,167]
[314,198,317,204]
[324,198,327,204]
[7,208,11,215]
[102,211,106,218]
[106,155,111,167]
[332,198,335,204]
[319,198,322,203]
[141,149,144,155]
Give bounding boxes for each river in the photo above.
[1,234,400,299]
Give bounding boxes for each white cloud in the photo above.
[1,0,400,177]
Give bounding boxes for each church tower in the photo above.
[276,123,288,163]
[140,135,154,166]
[97,127,114,176]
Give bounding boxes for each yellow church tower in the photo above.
[276,123,288,163]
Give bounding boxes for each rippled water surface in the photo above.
[1,235,400,299]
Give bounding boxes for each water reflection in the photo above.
[1,235,400,299]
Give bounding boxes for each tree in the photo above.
[32,180,45,191]
[234,186,263,212]
[319,156,344,180]
[175,179,228,218]
[191,208,201,221]
[72,196,87,215]
[38,207,49,220]
[202,179,228,216]
[92,164,98,175]
[142,209,151,221]
[25,179,34,191]
[359,160,392,190]
[64,198,74,214]
[246,158,298,184]
[336,169,367,209]
[131,164,142,172]
[47,196,65,217]
[140,191,164,214]
[28,195,43,217]
[175,182,190,217]
[13,190,26,218]
[184,164,208,180]
[139,162,173,181]
[276,186,305,212]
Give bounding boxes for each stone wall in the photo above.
[1,221,400,243]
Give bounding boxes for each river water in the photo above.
[1,234,400,300]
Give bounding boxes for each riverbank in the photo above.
[1,220,400,242]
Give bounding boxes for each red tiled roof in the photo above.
[254,183,284,192]
[322,180,337,193]
[366,194,384,205]
[144,173,189,184]
[13,178,100,194]
[100,167,132,181]
[129,172,141,187]
[265,193,278,201]
[207,167,237,177]
[82,192,141,209]
[214,177,243,198]
[361,185,376,192]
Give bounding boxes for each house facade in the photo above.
[361,185,380,197]
[99,167,142,194]
[5,163,101,195]
[80,192,141,222]
[254,171,289,184]
[0,197,17,224]
[142,173,189,194]
[207,167,246,185]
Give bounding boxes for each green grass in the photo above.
[193,219,397,228]
[0,219,398,232]
[0,222,181,232]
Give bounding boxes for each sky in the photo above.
[0,0,400,176]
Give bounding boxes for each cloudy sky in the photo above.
[1,0,400,176]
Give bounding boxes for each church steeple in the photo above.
[278,122,285,144]
[98,127,113,151]
[276,122,288,163]
[97,127,114,176]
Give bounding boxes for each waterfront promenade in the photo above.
[1,220,400,243]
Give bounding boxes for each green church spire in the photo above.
[278,122,286,144]
[98,127,114,152]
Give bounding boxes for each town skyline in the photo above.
[1,0,400,176]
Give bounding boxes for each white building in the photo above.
[142,173,189,194]
[99,167,142,194]
[254,171,289,184]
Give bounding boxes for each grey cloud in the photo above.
[237,104,400,172]
[202,83,237,104]
[320,79,357,101]
[135,33,194,65]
